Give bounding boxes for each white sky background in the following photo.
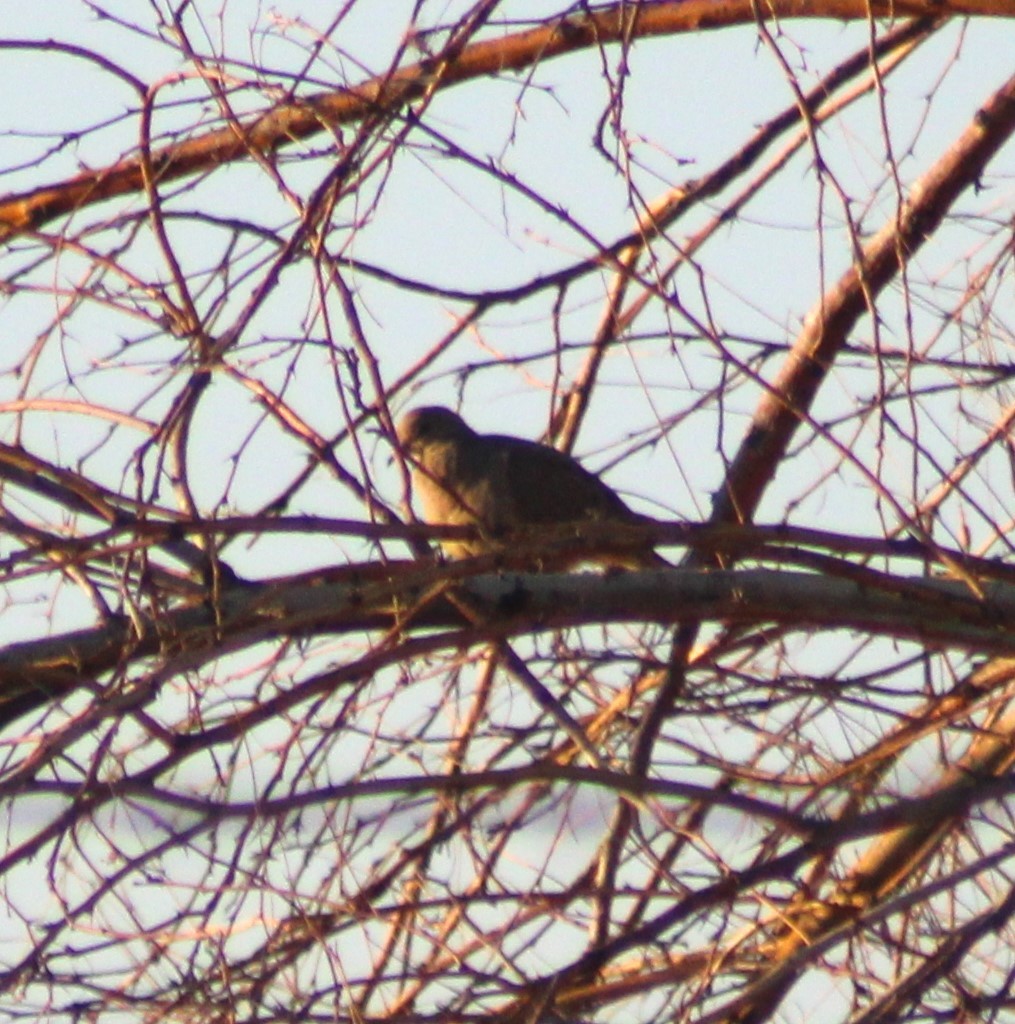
[1,2,1014,1020]
[0,5,1011,567]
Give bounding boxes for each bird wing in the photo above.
[491,435,635,526]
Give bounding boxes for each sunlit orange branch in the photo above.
[1,0,1009,242]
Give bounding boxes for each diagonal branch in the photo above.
[712,67,1015,526]
[0,0,1005,242]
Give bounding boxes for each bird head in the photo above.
[396,406,474,455]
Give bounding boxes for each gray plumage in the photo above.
[397,406,665,568]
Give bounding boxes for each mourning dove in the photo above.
[396,406,666,568]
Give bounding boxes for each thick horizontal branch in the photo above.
[2,562,1014,730]
[13,513,1012,582]
[0,1,1007,241]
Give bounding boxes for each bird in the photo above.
[396,406,666,569]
